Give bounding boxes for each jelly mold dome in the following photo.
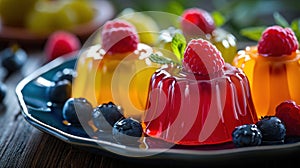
[233,46,300,117]
[72,43,161,120]
[142,63,258,145]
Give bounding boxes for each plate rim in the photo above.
[15,54,300,162]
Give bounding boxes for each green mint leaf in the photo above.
[149,53,177,65]
[291,18,300,43]
[273,12,290,27]
[171,33,186,61]
[240,26,266,41]
[211,11,226,27]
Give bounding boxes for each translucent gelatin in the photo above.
[72,43,160,120]
[142,63,258,145]
[233,46,300,117]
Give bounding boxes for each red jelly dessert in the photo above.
[142,39,258,145]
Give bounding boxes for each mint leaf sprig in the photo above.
[171,33,186,62]
[240,12,300,42]
[149,53,179,65]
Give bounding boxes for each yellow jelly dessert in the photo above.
[233,26,299,117]
[72,20,161,120]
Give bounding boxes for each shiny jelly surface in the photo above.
[72,43,160,120]
[233,46,300,117]
[142,63,258,145]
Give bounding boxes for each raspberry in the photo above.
[182,39,224,75]
[101,20,139,54]
[181,8,216,35]
[275,100,300,136]
[258,26,299,57]
[45,31,81,62]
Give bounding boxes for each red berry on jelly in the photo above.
[101,20,139,54]
[182,39,224,75]
[258,26,299,57]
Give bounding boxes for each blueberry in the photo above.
[256,116,286,144]
[0,82,7,103]
[62,98,93,126]
[112,118,143,144]
[232,124,262,147]
[52,68,77,83]
[0,45,27,73]
[46,79,71,104]
[92,102,124,131]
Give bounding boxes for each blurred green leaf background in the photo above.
[109,0,300,42]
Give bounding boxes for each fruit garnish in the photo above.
[0,44,27,74]
[92,102,124,131]
[171,33,187,61]
[256,116,286,144]
[182,38,224,75]
[275,100,300,137]
[101,20,139,54]
[258,25,299,57]
[62,98,93,126]
[0,82,7,104]
[46,79,71,104]
[258,26,299,56]
[149,53,178,65]
[45,31,81,62]
[181,8,216,35]
[240,12,300,43]
[232,124,262,147]
[112,118,143,144]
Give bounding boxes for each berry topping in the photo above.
[92,102,124,131]
[258,25,299,57]
[232,124,262,147]
[46,79,71,104]
[275,100,300,137]
[256,116,286,144]
[112,118,143,144]
[62,98,93,126]
[101,20,139,54]
[52,68,77,83]
[181,8,216,35]
[45,31,81,62]
[0,82,7,104]
[1,44,27,74]
[182,39,224,75]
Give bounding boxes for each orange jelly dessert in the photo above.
[72,20,160,120]
[233,25,300,117]
[142,39,258,145]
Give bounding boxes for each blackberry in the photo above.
[112,118,143,144]
[232,124,262,147]
[46,79,71,104]
[92,102,124,131]
[0,45,27,73]
[256,116,286,144]
[62,98,93,126]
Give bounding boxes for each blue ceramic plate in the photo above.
[16,54,300,166]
